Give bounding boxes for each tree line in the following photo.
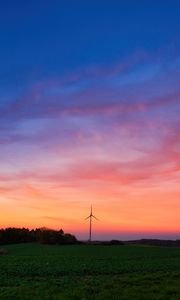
[0,227,77,245]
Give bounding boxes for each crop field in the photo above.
[0,243,180,299]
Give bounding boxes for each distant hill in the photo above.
[126,239,180,247]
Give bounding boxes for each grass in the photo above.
[0,243,180,299]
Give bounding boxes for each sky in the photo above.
[0,1,180,240]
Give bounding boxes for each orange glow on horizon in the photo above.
[1,176,180,239]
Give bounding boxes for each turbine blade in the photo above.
[85,215,90,220]
[92,215,99,221]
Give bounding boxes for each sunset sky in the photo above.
[0,1,180,240]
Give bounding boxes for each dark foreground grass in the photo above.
[0,243,180,299]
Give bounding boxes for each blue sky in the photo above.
[1,1,180,89]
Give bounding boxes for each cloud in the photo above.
[0,50,179,209]
[0,50,179,127]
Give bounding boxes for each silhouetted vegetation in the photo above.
[1,228,180,248]
[0,227,77,245]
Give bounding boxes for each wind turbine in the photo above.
[85,205,98,242]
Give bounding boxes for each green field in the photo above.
[1,243,180,299]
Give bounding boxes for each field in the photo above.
[0,243,180,299]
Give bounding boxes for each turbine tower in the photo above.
[85,205,98,242]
